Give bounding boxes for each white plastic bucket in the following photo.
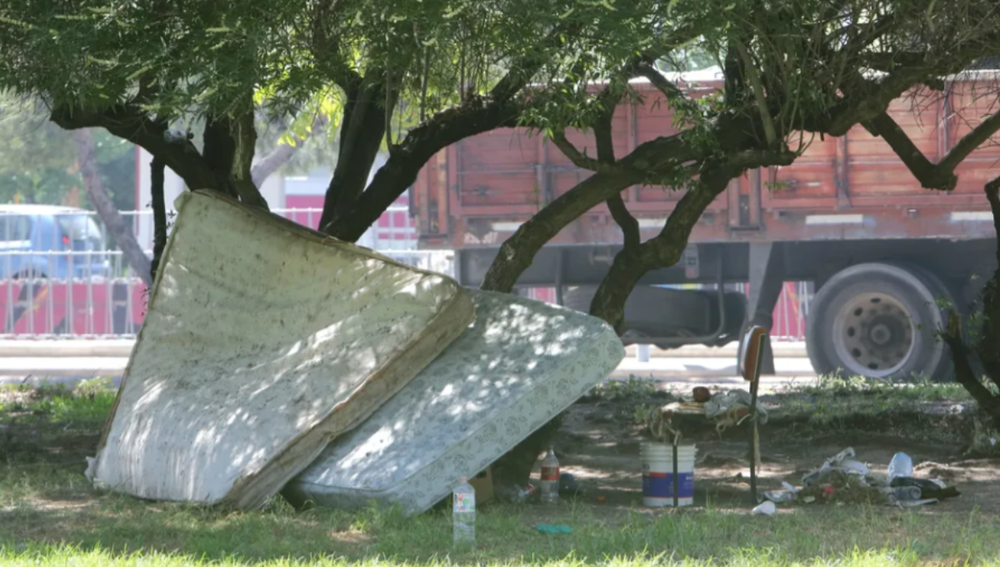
[641,442,696,507]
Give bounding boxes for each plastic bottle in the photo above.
[891,486,922,501]
[888,452,913,481]
[453,477,476,546]
[540,446,560,503]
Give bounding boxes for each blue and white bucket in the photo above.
[641,442,696,507]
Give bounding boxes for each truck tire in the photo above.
[562,285,744,349]
[805,263,952,381]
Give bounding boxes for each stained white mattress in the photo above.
[88,190,474,509]
[285,289,625,514]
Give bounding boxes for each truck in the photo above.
[409,69,1000,381]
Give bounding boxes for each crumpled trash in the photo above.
[751,501,776,516]
[696,389,769,434]
[802,448,871,486]
[496,483,536,503]
[764,481,800,503]
[891,477,960,500]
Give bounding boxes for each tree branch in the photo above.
[941,111,1000,171]
[51,103,216,192]
[590,148,796,329]
[251,114,328,187]
[323,97,521,241]
[321,25,576,241]
[607,193,640,250]
[549,129,604,171]
[734,41,778,146]
[481,167,644,293]
[202,113,269,209]
[864,112,956,189]
[635,64,687,101]
[71,129,152,287]
[941,312,1000,424]
[150,156,167,282]
[863,107,1000,192]
[319,79,395,232]
[480,109,772,293]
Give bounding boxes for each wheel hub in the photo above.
[832,292,915,377]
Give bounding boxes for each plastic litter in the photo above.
[751,501,776,516]
[540,447,560,503]
[559,473,583,497]
[537,524,573,534]
[802,448,867,486]
[764,482,800,503]
[496,484,535,503]
[891,486,922,501]
[891,477,961,500]
[702,389,769,431]
[764,491,795,503]
[888,453,913,481]
[453,478,476,546]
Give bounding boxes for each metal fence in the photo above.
[0,207,452,339]
[0,207,812,340]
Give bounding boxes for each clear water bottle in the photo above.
[539,446,560,503]
[888,453,913,481]
[453,477,476,546]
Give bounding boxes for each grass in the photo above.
[3,382,1000,566]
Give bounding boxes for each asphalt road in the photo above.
[0,354,818,391]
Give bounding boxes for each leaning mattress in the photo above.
[87,190,474,509]
[285,289,625,514]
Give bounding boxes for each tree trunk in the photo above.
[481,170,640,293]
[150,157,168,282]
[72,129,152,287]
[318,81,392,233]
[945,176,1000,428]
[589,177,729,329]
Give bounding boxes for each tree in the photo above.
[4,0,1000,486]
[73,129,154,285]
[841,59,1000,427]
[0,97,136,209]
[474,0,1000,482]
[0,0,608,225]
[479,0,1000,332]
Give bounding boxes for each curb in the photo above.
[0,340,809,359]
[623,342,807,359]
[0,340,135,358]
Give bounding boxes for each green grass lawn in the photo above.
[2,380,1000,567]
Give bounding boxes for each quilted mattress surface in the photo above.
[285,289,625,514]
[88,190,474,509]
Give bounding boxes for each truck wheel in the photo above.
[806,263,952,381]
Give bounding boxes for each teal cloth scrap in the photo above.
[537,524,572,535]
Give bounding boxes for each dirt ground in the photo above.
[541,391,1000,515]
[4,384,1000,520]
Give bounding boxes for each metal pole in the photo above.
[672,439,680,507]
[748,338,764,505]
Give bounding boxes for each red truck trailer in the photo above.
[410,70,1000,380]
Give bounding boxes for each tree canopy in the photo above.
[1,0,999,313]
[0,96,135,208]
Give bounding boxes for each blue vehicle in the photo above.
[0,205,110,280]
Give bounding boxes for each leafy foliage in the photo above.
[0,96,135,208]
